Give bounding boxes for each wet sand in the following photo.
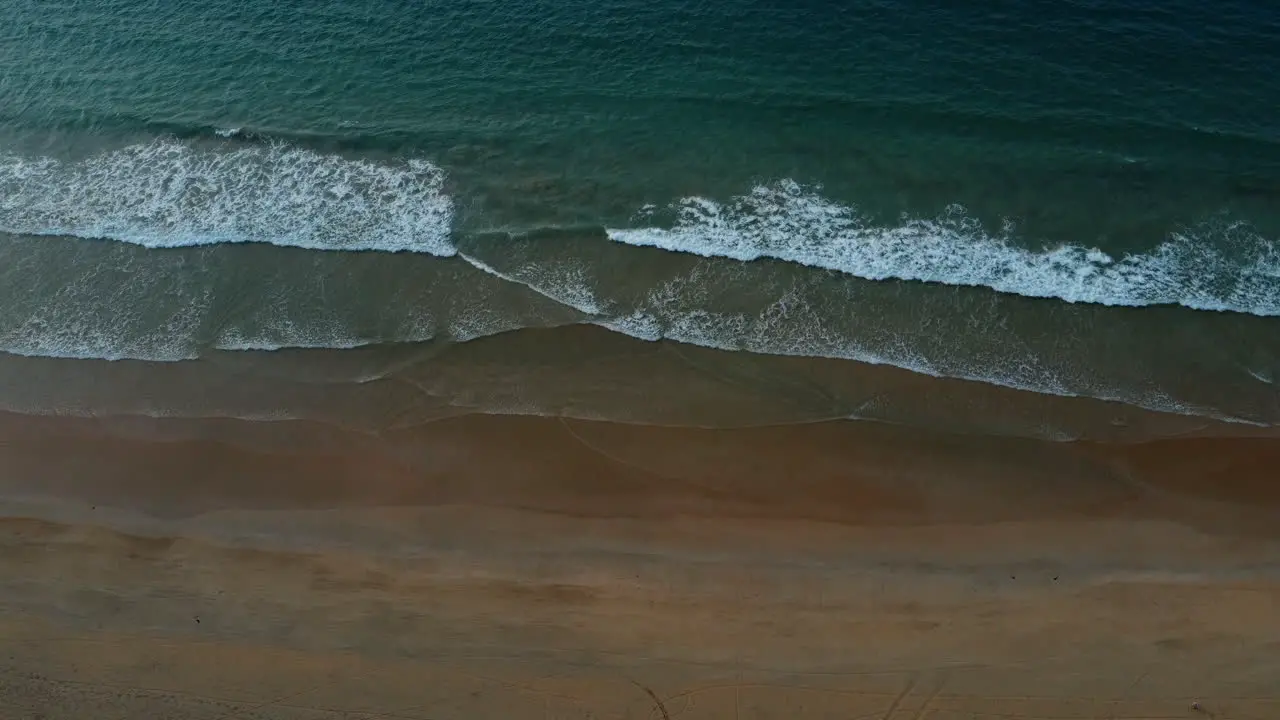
[2,410,1279,718]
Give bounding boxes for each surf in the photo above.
[606,179,1280,318]
[0,139,455,255]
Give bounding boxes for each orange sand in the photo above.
[2,411,1278,718]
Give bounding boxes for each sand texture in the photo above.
[2,412,1279,718]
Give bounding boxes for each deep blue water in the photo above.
[1,0,1279,428]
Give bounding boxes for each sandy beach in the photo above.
[5,0,1280,715]
[2,410,1278,719]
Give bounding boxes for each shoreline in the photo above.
[2,321,1278,442]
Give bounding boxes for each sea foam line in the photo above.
[606,180,1280,317]
[0,139,455,255]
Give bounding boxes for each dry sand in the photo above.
[2,411,1279,718]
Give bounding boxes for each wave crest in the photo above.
[607,180,1280,317]
[0,139,455,254]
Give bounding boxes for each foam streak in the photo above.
[0,140,455,254]
[607,180,1280,317]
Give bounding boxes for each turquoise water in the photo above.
[1,0,1279,428]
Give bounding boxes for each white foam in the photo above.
[607,180,1280,317]
[1246,368,1274,385]
[600,272,941,380]
[572,258,1260,426]
[0,140,455,254]
[458,252,608,316]
[599,302,1257,425]
[214,328,374,354]
[0,277,212,362]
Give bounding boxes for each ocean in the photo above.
[2,0,1279,440]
